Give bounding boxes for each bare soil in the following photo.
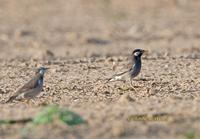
[0,0,200,139]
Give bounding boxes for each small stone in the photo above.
[118,93,135,104]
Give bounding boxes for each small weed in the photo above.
[185,130,196,139]
[0,105,86,126]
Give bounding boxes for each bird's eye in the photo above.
[134,51,140,56]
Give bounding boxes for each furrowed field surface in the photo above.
[0,0,200,139]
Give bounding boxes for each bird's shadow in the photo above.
[133,78,153,82]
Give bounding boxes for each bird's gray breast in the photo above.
[37,78,43,87]
[34,76,43,88]
[130,59,141,79]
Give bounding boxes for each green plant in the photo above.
[185,130,196,139]
[0,105,86,126]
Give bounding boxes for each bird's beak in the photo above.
[142,50,148,54]
[44,68,49,72]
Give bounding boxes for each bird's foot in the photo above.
[24,99,37,106]
[130,80,142,92]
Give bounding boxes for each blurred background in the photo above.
[0,0,200,60]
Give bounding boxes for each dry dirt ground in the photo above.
[0,0,200,139]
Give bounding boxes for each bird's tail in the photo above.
[5,96,17,103]
[106,70,130,82]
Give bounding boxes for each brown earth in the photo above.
[0,0,200,139]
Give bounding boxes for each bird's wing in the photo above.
[107,55,135,82]
[15,75,39,95]
[5,75,39,103]
[107,69,131,82]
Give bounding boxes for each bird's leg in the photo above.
[130,79,136,91]
[30,99,37,105]
[21,99,30,107]
[26,99,31,105]
[24,99,36,106]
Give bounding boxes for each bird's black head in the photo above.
[132,49,147,57]
[36,67,49,75]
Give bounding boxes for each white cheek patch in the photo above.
[39,70,44,75]
[134,51,140,56]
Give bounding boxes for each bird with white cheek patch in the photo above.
[107,49,148,87]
